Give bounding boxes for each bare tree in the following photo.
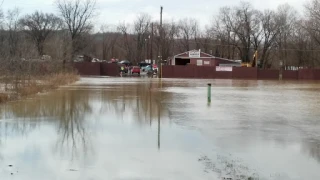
[117,22,135,61]
[259,10,280,68]
[214,2,280,65]
[0,6,5,57]
[214,4,260,61]
[56,0,96,60]
[1,8,31,91]
[178,18,198,52]
[19,11,62,56]
[305,0,320,45]
[0,0,3,24]
[133,13,150,62]
[6,8,21,57]
[275,4,297,67]
[199,26,213,54]
[212,7,235,58]
[304,0,320,66]
[232,2,261,63]
[154,21,179,61]
[0,8,3,28]
[292,20,312,67]
[100,24,119,60]
[300,0,320,66]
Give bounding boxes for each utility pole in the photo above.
[160,6,163,34]
[150,23,154,62]
[157,7,163,149]
[159,6,163,77]
[146,37,149,60]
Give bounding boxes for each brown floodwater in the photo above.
[0,77,320,180]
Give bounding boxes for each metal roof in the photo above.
[173,50,237,63]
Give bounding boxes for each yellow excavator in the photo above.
[241,50,258,67]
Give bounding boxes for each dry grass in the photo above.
[0,72,79,103]
[17,83,46,97]
[46,72,80,88]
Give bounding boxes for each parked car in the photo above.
[139,62,151,67]
[131,66,141,75]
[144,64,158,74]
[139,62,151,72]
[142,65,155,75]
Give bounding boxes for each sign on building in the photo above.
[197,59,203,66]
[204,61,210,65]
[189,50,200,58]
[216,66,233,71]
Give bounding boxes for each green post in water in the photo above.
[207,83,211,103]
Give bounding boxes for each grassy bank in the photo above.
[0,72,79,104]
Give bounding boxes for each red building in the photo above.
[169,49,240,67]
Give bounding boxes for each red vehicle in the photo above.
[153,64,158,73]
[131,66,140,75]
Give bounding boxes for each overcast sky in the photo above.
[1,0,307,29]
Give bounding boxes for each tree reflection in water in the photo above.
[0,80,171,159]
[1,78,320,168]
[0,90,93,161]
[55,90,93,160]
[0,99,43,160]
[99,79,168,126]
[98,79,168,150]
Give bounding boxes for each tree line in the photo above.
[0,0,87,97]
[1,0,320,69]
[91,0,320,69]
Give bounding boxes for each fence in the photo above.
[72,62,320,80]
[162,65,320,80]
[73,62,119,76]
[100,63,119,76]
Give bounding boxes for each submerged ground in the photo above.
[0,77,319,180]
